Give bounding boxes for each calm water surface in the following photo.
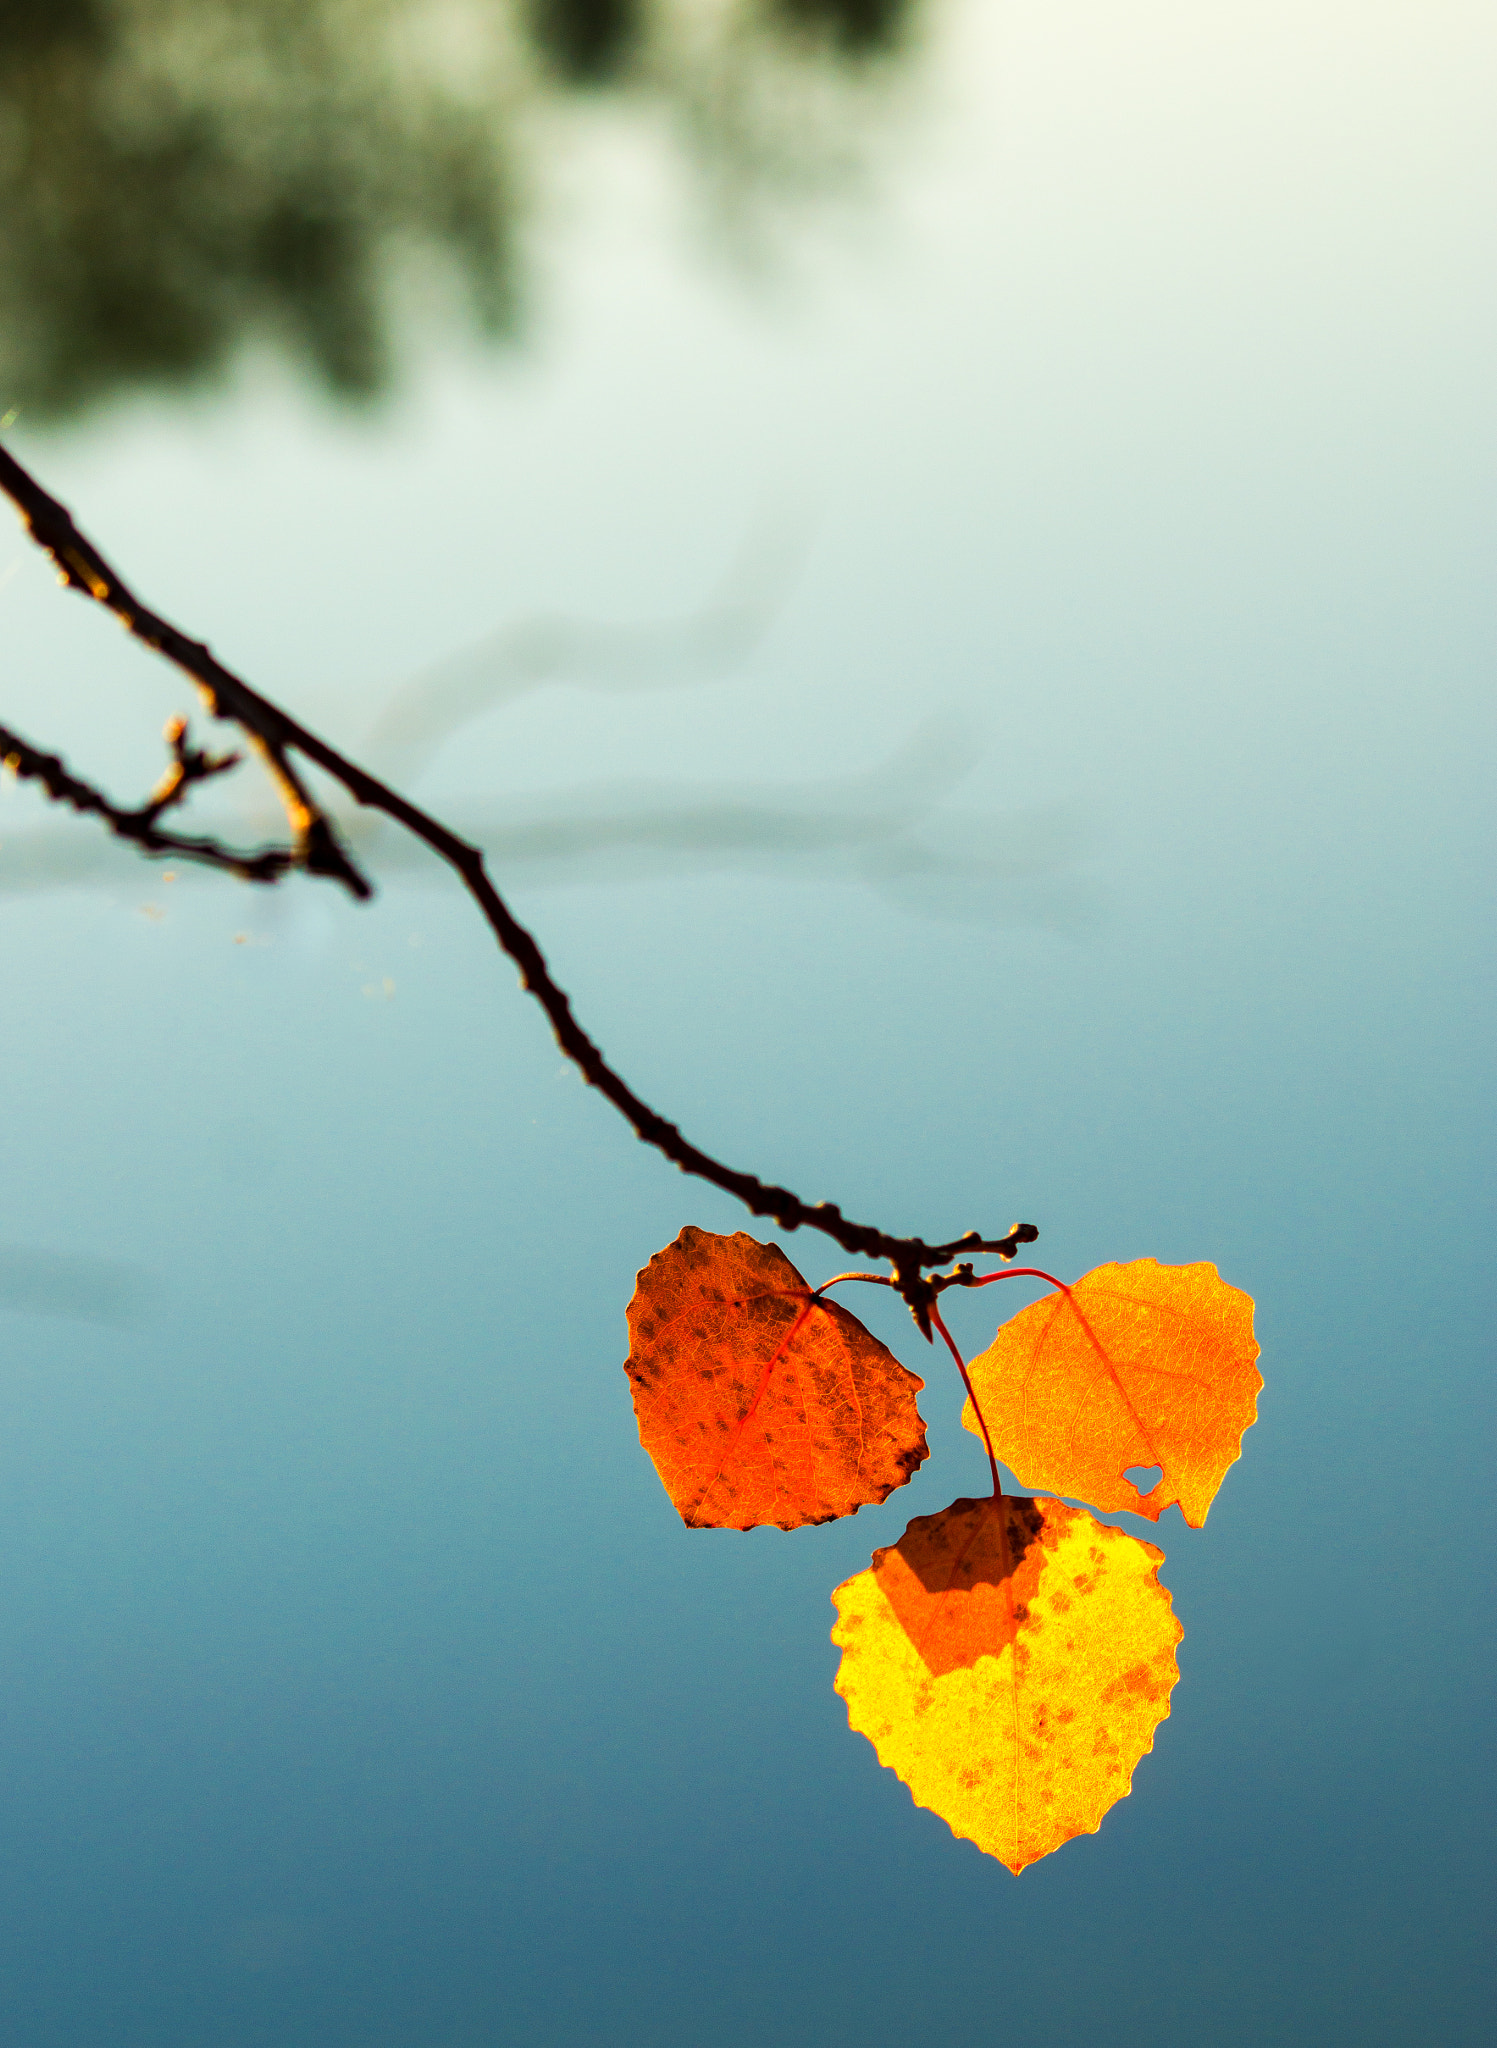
[0,3,1491,2043]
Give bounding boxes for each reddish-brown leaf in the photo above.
[832,1494,1182,1872]
[624,1226,927,1530]
[962,1259,1261,1525]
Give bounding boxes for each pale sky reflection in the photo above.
[0,553,1104,932]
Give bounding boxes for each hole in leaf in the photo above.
[1124,1466,1163,1497]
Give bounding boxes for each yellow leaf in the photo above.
[962,1260,1261,1525]
[831,1495,1182,1872]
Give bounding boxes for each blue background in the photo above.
[0,3,1491,2041]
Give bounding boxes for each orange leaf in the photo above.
[624,1226,928,1530]
[831,1495,1182,1873]
[962,1260,1261,1525]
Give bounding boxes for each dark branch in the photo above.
[0,443,370,900]
[0,442,1036,1321]
[0,719,295,883]
[142,713,243,822]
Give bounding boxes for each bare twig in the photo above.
[0,719,294,883]
[0,444,370,899]
[0,443,1036,1323]
[143,713,243,821]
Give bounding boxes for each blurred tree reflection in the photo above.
[528,0,641,82]
[772,0,908,55]
[0,0,919,421]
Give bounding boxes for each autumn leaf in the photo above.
[831,1495,1182,1873]
[961,1260,1261,1525]
[624,1226,928,1531]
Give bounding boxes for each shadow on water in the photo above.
[0,596,1105,931]
[0,0,923,421]
[0,1241,148,1324]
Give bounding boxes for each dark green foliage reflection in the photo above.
[0,0,918,422]
[528,0,642,83]
[773,0,911,55]
[0,0,105,54]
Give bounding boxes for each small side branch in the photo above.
[0,443,370,900]
[0,720,294,883]
[142,713,243,821]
